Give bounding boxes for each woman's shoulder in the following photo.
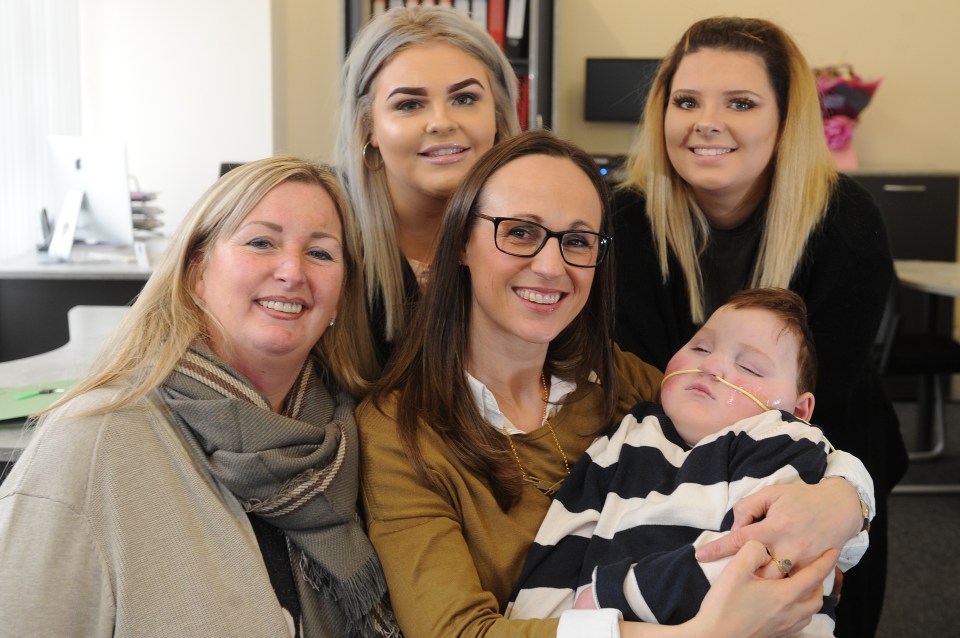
[40,385,158,439]
[612,343,663,417]
[826,174,885,223]
[356,393,396,431]
[816,174,890,249]
[610,184,646,210]
[832,173,881,208]
[356,392,422,457]
[610,186,656,252]
[5,388,167,506]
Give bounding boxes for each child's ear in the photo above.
[792,391,815,421]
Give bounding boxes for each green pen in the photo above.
[15,388,65,401]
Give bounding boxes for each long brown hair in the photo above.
[370,130,617,510]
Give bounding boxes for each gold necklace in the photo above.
[504,373,571,497]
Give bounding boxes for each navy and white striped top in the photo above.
[507,401,868,634]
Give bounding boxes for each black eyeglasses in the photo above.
[473,213,610,268]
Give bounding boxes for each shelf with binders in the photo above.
[345,0,553,130]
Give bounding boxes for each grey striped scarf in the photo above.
[159,347,398,637]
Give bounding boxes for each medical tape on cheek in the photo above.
[660,368,770,413]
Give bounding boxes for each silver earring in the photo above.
[362,142,384,172]
[329,318,336,327]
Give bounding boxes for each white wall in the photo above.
[79,0,275,235]
[272,0,343,163]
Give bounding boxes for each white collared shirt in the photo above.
[464,371,623,637]
[465,372,577,435]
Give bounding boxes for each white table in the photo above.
[894,260,960,444]
[0,305,128,463]
[892,260,960,494]
[896,260,960,298]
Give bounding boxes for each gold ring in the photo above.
[772,557,793,576]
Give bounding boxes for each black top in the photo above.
[367,254,421,368]
[248,514,302,638]
[611,175,908,494]
[700,200,765,317]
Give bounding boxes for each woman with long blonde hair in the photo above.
[0,157,394,636]
[612,17,906,636]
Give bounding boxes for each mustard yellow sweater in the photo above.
[358,349,662,638]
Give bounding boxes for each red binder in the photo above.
[487,0,506,48]
[517,75,530,130]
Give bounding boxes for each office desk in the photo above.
[894,259,958,447]
[892,260,960,494]
[0,305,128,465]
[0,242,163,361]
[896,260,960,298]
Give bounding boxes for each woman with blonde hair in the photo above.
[0,156,394,636]
[335,4,520,361]
[612,16,906,636]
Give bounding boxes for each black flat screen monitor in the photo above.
[584,58,661,123]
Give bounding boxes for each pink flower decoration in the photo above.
[823,115,855,150]
[812,65,881,162]
[814,64,882,121]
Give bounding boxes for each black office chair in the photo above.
[874,285,960,462]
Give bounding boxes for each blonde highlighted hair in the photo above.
[621,16,838,323]
[335,5,520,343]
[40,156,378,419]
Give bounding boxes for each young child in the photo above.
[506,288,870,636]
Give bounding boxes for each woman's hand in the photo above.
[618,542,838,638]
[694,541,837,638]
[695,478,861,571]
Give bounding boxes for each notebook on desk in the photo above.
[0,379,80,423]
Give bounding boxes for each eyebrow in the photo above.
[670,88,767,99]
[510,213,600,232]
[448,77,484,93]
[240,220,341,242]
[387,77,485,99]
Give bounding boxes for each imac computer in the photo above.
[46,135,134,250]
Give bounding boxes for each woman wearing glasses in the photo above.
[357,130,858,637]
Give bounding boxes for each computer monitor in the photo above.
[584,58,661,123]
[46,135,134,247]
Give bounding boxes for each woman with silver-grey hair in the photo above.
[335,4,520,363]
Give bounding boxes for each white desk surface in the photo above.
[895,259,960,298]
[0,238,168,281]
[0,305,128,461]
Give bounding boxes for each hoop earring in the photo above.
[362,142,384,172]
